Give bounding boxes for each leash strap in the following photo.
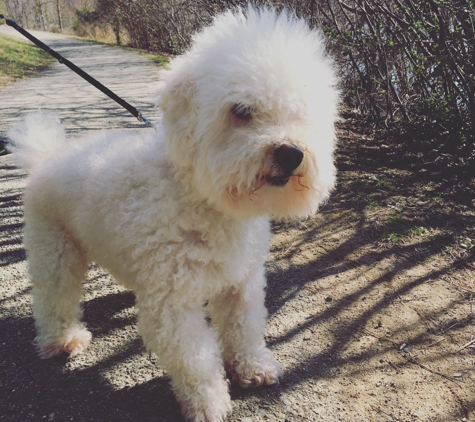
[0,14,153,127]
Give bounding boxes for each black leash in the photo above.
[0,14,153,127]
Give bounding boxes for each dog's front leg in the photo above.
[208,272,282,389]
[136,293,231,422]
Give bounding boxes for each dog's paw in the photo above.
[178,380,232,422]
[180,401,231,422]
[37,326,92,359]
[225,352,282,388]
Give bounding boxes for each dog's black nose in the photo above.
[273,145,304,174]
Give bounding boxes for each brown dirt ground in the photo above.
[1,115,474,422]
[265,115,475,421]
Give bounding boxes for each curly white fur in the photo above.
[8,6,339,422]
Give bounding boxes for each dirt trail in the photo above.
[1,27,474,422]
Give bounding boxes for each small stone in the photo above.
[325,296,333,303]
[451,373,462,378]
[281,397,291,406]
[313,407,324,414]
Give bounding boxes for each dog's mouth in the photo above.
[265,175,291,187]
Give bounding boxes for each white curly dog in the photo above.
[9,6,338,422]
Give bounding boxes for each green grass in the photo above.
[384,232,402,243]
[133,48,169,67]
[408,226,429,236]
[0,33,56,88]
[375,175,395,189]
[117,43,169,66]
[365,200,380,209]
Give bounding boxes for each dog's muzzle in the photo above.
[266,145,304,186]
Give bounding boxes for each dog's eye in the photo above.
[230,104,253,124]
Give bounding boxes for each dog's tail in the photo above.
[7,111,67,173]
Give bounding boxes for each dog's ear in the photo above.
[155,63,198,169]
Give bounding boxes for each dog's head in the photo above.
[156,6,339,220]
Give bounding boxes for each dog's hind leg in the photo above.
[25,218,91,359]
